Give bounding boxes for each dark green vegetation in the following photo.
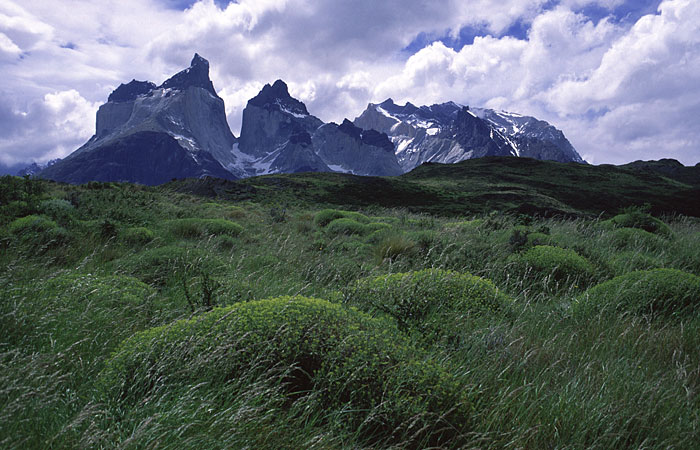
[2,161,700,448]
[169,156,700,217]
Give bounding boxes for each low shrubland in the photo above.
[345,269,512,346]
[2,176,700,449]
[575,268,700,319]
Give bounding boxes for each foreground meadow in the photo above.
[1,176,699,449]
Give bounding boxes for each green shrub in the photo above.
[314,209,369,227]
[167,218,243,239]
[99,296,472,446]
[445,219,484,231]
[575,269,700,319]
[602,211,671,237]
[345,269,512,344]
[609,227,663,251]
[364,226,397,245]
[508,245,595,288]
[365,222,392,233]
[118,246,222,285]
[8,214,57,236]
[324,218,368,236]
[407,230,440,252]
[38,199,75,224]
[120,227,155,246]
[6,214,71,251]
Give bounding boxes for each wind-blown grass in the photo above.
[2,175,700,449]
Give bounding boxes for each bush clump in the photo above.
[166,218,243,239]
[314,209,369,227]
[508,245,595,288]
[118,245,222,285]
[38,199,75,224]
[575,269,700,319]
[324,218,368,236]
[602,210,671,237]
[8,214,57,236]
[609,227,663,251]
[345,269,512,344]
[99,296,472,447]
[6,214,71,251]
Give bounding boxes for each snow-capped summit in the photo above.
[354,100,584,171]
[471,108,584,163]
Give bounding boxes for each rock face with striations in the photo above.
[41,54,241,185]
[237,80,401,176]
[312,119,403,176]
[354,99,584,171]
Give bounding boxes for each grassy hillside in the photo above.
[2,167,700,448]
[166,157,700,218]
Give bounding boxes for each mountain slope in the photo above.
[40,131,233,185]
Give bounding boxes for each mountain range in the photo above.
[38,54,585,185]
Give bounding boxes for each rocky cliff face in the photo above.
[237,80,400,176]
[42,54,240,184]
[354,99,584,171]
[312,119,402,176]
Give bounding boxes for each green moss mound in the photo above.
[166,218,243,239]
[314,209,369,227]
[100,296,471,446]
[345,269,512,344]
[324,218,368,236]
[575,269,700,319]
[509,245,595,287]
[603,211,671,237]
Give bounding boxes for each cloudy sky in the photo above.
[1,0,699,170]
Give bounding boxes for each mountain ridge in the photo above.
[39,54,587,185]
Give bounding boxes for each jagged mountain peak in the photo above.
[108,79,157,103]
[248,79,310,116]
[159,53,218,97]
[335,118,394,153]
[377,98,419,116]
[338,118,362,138]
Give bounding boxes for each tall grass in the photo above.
[2,177,699,448]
